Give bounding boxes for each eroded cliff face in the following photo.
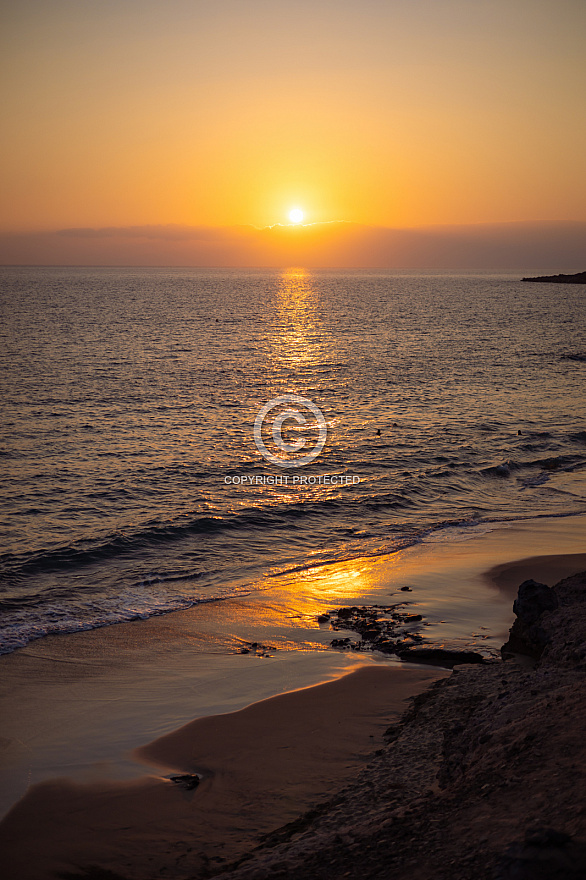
[215,571,586,880]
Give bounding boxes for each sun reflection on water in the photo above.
[274,268,334,370]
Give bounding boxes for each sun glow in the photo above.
[289,208,304,224]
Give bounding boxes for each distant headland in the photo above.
[522,270,586,283]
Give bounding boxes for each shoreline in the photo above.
[485,552,586,594]
[1,564,585,879]
[1,515,585,877]
[0,664,448,880]
[211,568,586,880]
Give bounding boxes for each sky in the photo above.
[1,0,585,267]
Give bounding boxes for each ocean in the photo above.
[1,266,585,655]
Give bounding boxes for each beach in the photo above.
[213,568,586,880]
[2,0,586,874]
[1,514,585,878]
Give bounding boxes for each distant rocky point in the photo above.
[522,270,586,283]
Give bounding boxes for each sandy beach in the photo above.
[0,664,446,880]
[3,1,586,873]
[1,515,586,879]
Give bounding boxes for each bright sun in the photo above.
[289,207,304,224]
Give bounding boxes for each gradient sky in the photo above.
[1,0,585,239]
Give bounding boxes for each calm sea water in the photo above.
[1,267,585,654]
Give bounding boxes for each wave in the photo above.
[0,587,245,656]
[479,452,586,479]
[3,447,586,587]
[0,494,418,584]
[0,514,492,654]
[3,505,585,656]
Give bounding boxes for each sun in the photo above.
[289,207,304,224]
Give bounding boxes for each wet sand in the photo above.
[0,664,446,880]
[1,514,585,877]
[485,552,586,594]
[210,571,586,880]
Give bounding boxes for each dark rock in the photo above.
[317,614,330,623]
[383,723,402,742]
[495,830,586,880]
[326,603,425,656]
[337,607,353,619]
[528,624,551,648]
[502,619,543,660]
[376,640,397,654]
[400,586,412,592]
[360,628,380,641]
[397,648,486,668]
[522,270,586,284]
[502,580,559,659]
[169,774,200,791]
[513,580,558,626]
[239,641,277,656]
[525,829,573,847]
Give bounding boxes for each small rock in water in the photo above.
[169,774,200,791]
[238,641,277,656]
[326,603,426,656]
[376,640,397,654]
[331,637,351,648]
[400,586,412,592]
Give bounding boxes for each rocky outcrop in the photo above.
[522,271,586,283]
[501,579,559,658]
[214,571,586,880]
[322,604,489,666]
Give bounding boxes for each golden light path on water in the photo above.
[247,267,344,483]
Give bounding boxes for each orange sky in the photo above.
[1,0,585,243]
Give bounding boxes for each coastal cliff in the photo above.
[217,571,586,880]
